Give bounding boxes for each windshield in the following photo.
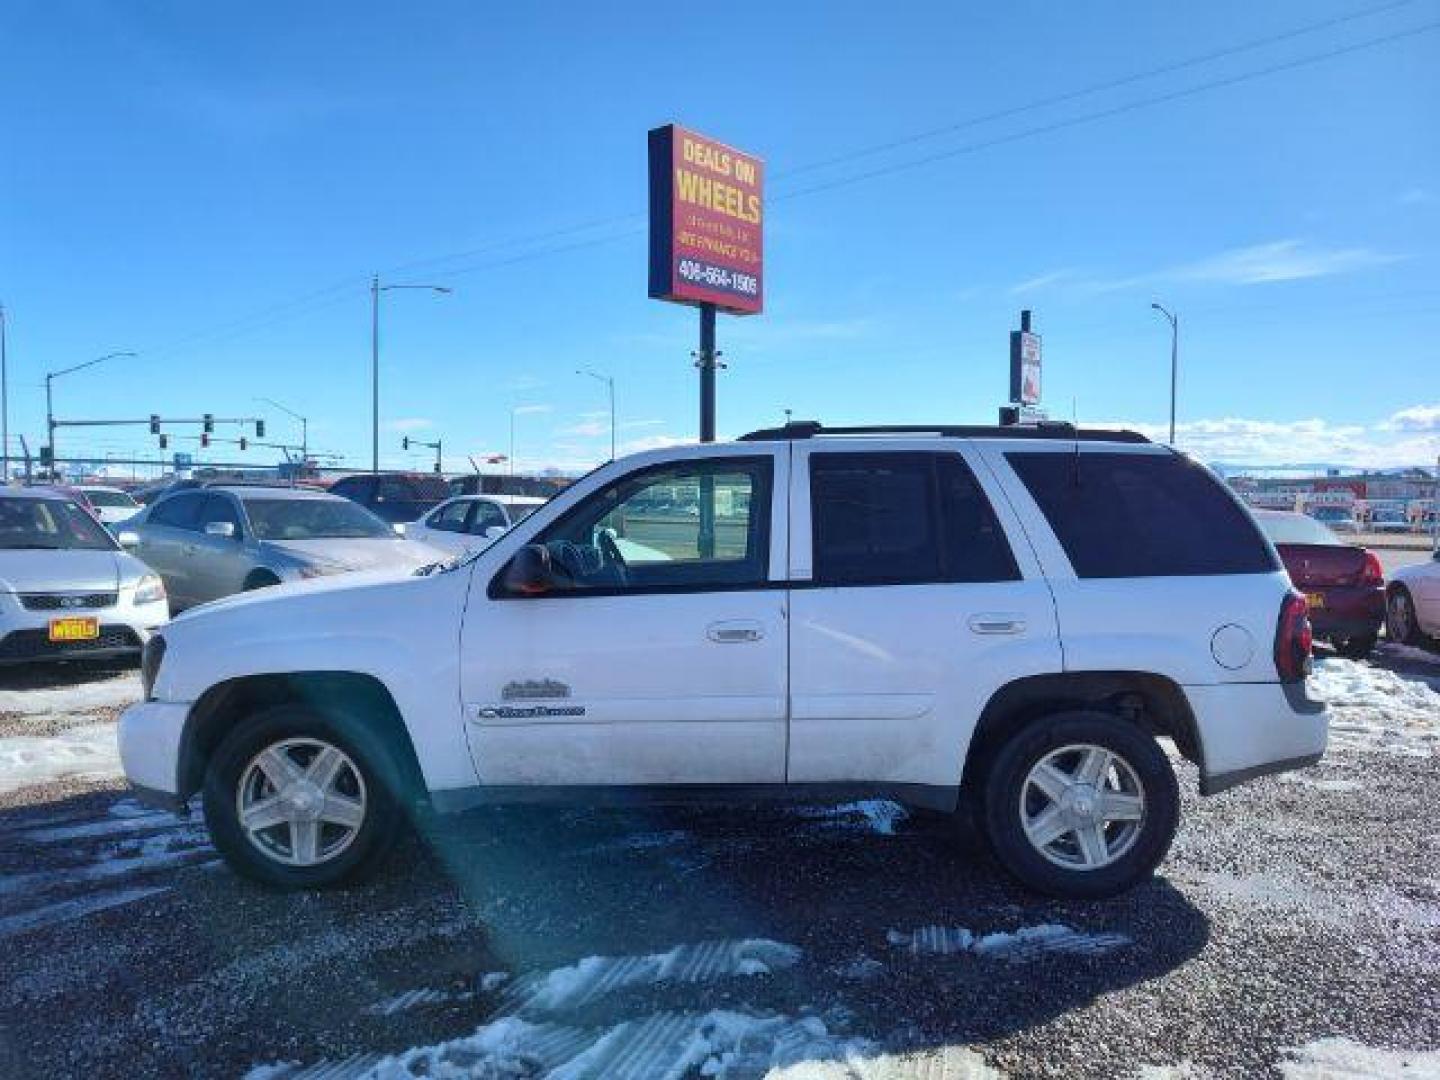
[243,498,395,540]
[83,490,138,508]
[1258,513,1341,546]
[0,497,117,550]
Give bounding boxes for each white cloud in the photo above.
[1380,404,1440,433]
[1012,239,1401,297]
[384,417,433,433]
[1092,413,1439,469]
[1167,240,1400,286]
[512,403,552,416]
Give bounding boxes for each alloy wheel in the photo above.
[1020,743,1146,871]
[235,738,368,867]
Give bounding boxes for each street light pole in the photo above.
[577,369,616,460]
[0,302,9,483]
[1151,303,1179,445]
[257,397,309,462]
[46,350,135,476]
[371,275,452,474]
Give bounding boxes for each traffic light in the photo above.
[149,414,160,435]
[255,419,265,439]
[402,436,410,450]
[39,446,52,466]
[200,432,210,448]
[158,434,169,450]
[203,413,214,434]
[239,437,248,451]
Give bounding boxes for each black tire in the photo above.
[1386,586,1421,646]
[244,570,281,592]
[1333,633,1378,660]
[202,705,402,889]
[979,710,1179,899]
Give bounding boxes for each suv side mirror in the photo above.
[204,521,236,539]
[503,544,556,595]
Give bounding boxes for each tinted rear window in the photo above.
[1006,451,1277,578]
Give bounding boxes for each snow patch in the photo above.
[1311,658,1440,757]
[496,938,800,1015]
[364,986,473,1016]
[0,722,121,794]
[795,799,908,835]
[0,673,141,716]
[1278,774,1363,792]
[1280,1037,1440,1078]
[888,923,1130,961]
[250,1009,1002,1080]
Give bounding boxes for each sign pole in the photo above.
[698,303,717,443]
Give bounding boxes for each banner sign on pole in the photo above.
[648,124,764,315]
[1009,329,1042,406]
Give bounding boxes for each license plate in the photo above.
[1305,593,1325,610]
[48,617,99,642]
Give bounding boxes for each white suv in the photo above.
[119,423,1327,898]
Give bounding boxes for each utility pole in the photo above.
[577,369,616,460]
[371,275,452,475]
[1151,303,1179,445]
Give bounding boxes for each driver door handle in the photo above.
[707,619,764,643]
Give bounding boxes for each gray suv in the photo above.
[118,486,445,611]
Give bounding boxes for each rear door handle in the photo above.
[707,619,764,643]
[968,613,1026,635]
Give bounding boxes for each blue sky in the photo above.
[2,0,1437,474]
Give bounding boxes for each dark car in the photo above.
[1255,509,1384,658]
[447,473,566,499]
[328,472,449,526]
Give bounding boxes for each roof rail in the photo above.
[737,420,1150,444]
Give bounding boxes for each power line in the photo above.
[773,18,1440,203]
[126,5,1438,355]
[771,0,1429,183]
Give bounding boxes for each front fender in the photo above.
[157,569,475,792]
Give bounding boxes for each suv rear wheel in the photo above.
[202,705,402,888]
[980,710,1179,899]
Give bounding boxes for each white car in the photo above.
[118,422,1327,898]
[0,488,168,664]
[1386,549,1440,646]
[75,484,142,527]
[404,495,547,557]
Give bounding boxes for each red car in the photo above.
[1254,510,1385,658]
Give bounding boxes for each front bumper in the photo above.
[118,699,190,798]
[0,591,168,665]
[1186,679,1329,795]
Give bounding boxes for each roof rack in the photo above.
[737,421,1150,444]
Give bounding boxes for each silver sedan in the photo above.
[118,485,447,611]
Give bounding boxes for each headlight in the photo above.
[134,573,166,605]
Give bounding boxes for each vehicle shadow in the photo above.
[0,788,1211,1076]
[410,798,1212,1053]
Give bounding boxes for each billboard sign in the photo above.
[648,124,763,315]
[1009,330,1042,406]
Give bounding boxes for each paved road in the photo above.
[1,653,1437,1078]
[1375,543,1434,577]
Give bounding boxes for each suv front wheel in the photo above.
[980,710,1179,899]
[203,706,402,888]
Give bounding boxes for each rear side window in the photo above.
[1006,451,1277,578]
[810,452,1018,586]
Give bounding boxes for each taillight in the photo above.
[1358,550,1384,587]
[1274,591,1313,683]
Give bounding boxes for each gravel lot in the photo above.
[0,648,1437,1079]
